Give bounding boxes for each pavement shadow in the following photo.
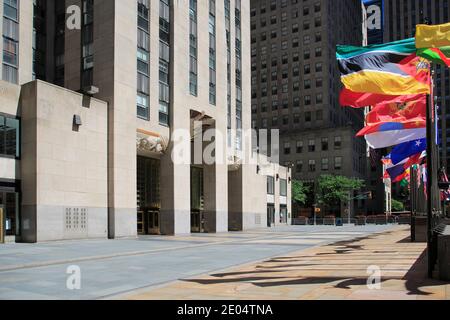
[181,246,449,297]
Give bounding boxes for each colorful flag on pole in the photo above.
[339,89,424,108]
[416,23,450,67]
[390,138,427,165]
[365,97,426,125]
[365,128,427,149]
[357,120,426,137]
[337,38,431,95]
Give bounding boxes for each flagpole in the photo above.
[426,91,434,278]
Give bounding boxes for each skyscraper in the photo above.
[250,0,367,217]
[0,0,291,243]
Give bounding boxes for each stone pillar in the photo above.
[159,110,192,236]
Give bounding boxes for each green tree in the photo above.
[317,175,365,209]
[392,199,405,212]
[292,180,310,206]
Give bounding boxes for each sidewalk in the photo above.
[120,226,450,300]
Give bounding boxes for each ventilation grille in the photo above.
[255,213,262,225]
[65,208,88,234]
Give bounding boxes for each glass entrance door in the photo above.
[280,205,288,224]
[137,157,161,235]
[147,210,160,235]
[0,206,4,244]
[0,190,19,239]
[191,167,205,233]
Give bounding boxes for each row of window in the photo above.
[225,0,232,147]
[81,0,94,88]
[189,0,198,96]
[137,0,150,120]
[235,0,242,150]
[295,157,343,173]
[159,0,170,126]
[267,176,287,197]
[284,137,342,155]
[254,110,325,129]
[209,0,216,105]
[2,0,19,84]
[252,96,324,113]
[252,33,322,51]
[252,17,322,32]
[251,1,322,18]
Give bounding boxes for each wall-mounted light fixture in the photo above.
[73,115,82,126]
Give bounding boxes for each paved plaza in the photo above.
[0,225,448,300]
[119,226,450,300]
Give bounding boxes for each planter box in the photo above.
[293,217,309,225]
[355,216,366,226]
[323,217,336,226]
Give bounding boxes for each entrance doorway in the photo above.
[280,205,288,224]
[191,166,205,233]
[137,157,161,235]
[0,183,20,242]
[0,206,4,244]
[267,204,275,227]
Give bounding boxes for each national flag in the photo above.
[365,128,426,149]
[416,23,450,66]
[337,38,431,95]
[357,120,425,137]
[339,89,424,108]
[386,153,422,182]
[365,97,426,125]
[390,138,427,165]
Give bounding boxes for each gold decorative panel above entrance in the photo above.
[136,129,169,156]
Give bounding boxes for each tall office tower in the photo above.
[250,0,367,218]
[383,0,450,203]
[364,0,387,215]
[0,0,291,243]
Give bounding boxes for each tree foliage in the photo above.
[317,175,365,208]
[392,199,405,212]
[292,180,310,206]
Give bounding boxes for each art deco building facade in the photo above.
[0,0,291,243]
[250,0,367,216]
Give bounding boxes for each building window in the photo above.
[81,0,94,89]
[335,136,342,150]
[159,0,171,126]
[308,139,315,152]
[2,0,19,84]
[296,141,303,153]
[280,179,287,197]
[284,142,291,155]
[309,160,316,172]
[296,160,303,173]
[189,0,198,96]
[267,176,275,195]
[137,0,150,120]
[209,0,216,105]
[321,158,329,171]
[321,138,328,151]
[0,114,20,158]
[335,157,343,170]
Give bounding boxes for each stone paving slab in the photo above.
[119,226,450,300]
[0,225,400,300]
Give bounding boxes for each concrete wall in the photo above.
[20,80,108,242]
